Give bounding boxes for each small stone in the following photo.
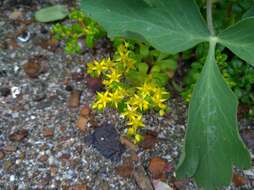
[0,151,5,160]
[65,85,73,92]
[60,153,70,161]
[76,115,88,132]
[17,31,31,43]
[43,128,54,138]
[23,60,41,78]
[2,145,17,152]
[70,183,88,190]
[11,86,21,98]
[9,175,15,182]
[68,90,82,108]
[72,72,84,81]
[9,129,28,142]
[48,156,55,165]
[9,9,23,19]
[39,155,48,162]
[0,87,11,97]
[4,160,13,171]
[80,105,91,117]
[50,165,58,177]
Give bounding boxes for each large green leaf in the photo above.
[176,40,251,190]
[80,0,210,53]
[218,17,254,66]
[142,0,157,7]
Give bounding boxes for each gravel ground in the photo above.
[0,1,254,190]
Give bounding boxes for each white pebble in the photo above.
[11,86,21,98]
[30,115,36,120]
[9,175,15,182]
[48,156,55,165]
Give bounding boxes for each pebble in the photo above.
[2,145,17,152]
[11,86,21,98]
[42,128,54,138]
[0,87,11,97]
[17,31,31,43]
[9,129,29,142]
[68,90,82,108]
[0,151,5,160]
[9,175,15,182]
[48,156,56,165]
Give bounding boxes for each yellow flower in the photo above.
[129,95,149,111]
[137,82,155,97]
[151,88,169,115]
[87,59,107,76]
[127,127,136,136]
[103,69,121,86]
[127,114,144,128]
[122,104,139,120]
[125,57,136,71]
[134,133,143,144]
[109,88,125,108]
[92,91,111,110]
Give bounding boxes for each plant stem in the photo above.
[207,0,215,36]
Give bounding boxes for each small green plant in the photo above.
[51,10,105,54]
[81,0,253,189]
[87,39,176,143]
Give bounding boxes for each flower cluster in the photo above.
[87,41,170,143]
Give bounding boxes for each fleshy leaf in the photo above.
[218,18,254,66]
[176,40,251,190]
[35,5,69,23]
[80,0,209,53]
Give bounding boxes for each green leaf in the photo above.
[139,44,150,58]
[138,63,149,74]
[142,0,157,7]
[35,5,69,23]
[155,59,177,71]
[80,0,210,53]
[151,73,168,87]
[176,40,251,190]
[218,18,254,66]
[242,5,254,19]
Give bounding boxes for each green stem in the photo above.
[207,0,215,36]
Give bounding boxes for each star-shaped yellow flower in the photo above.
[127,114,144,128]
[109,88,125,108]
[92,91,111,110]
[87,59,107,76]
[103,69,121,86]
[129,95,149,111]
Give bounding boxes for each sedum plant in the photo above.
[87,39,174,143]
[80,0,253,189]
[51,10,105,54]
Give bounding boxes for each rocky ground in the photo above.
[0,1,254,190]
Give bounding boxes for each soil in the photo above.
[0,1,254,190]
